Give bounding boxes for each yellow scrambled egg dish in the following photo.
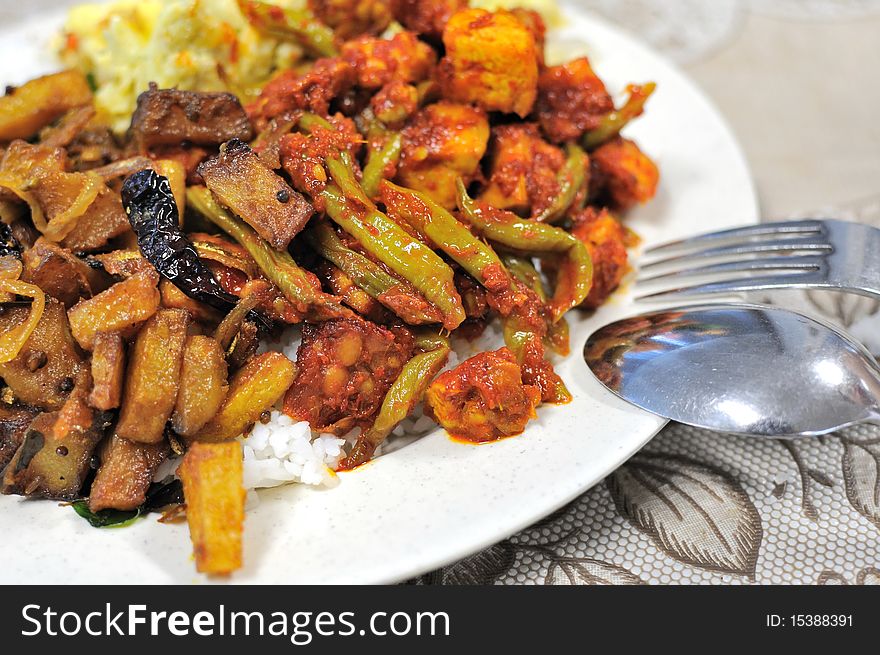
[60,0,302,132]
[59,0,560,134]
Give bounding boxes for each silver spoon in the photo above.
[583,303,880,437]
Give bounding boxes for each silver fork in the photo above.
[635,218,880,302]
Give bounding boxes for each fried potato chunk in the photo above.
[196,352,295,442]
[88,434,169,512]
[536,57,614,143]
[570,208,629,308]
[591,137,659,211]
[88,331,125,411]
[198,139,313,250]
[114,309,189,444]
[0,297,87,411]
[2,391,108,500]
[341,30,436,89]
[22,238,93,307]
[68,269,160,350]
[0,404,39,473]
[397,101,489,209]
[283,318,413,434]
[480,123,566,218]
[425,347,540,442]
[438,8,538,117]
[178,441,245,575]
[0,70,92,141]
[172,335,229,437]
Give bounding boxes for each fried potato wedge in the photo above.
[0,70,93,141]
[1,392,109,500]
[178,441,245,575]
[0,297,88,411]
[172,335,229,437]
[88,331,125,411]
[195,351,295,442]
[199,139,313,250]
[68,269,160,350]
[88,434,169,512]
[115,309,189,444]
[22,238,93,307]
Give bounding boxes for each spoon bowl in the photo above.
[584,303,880,437]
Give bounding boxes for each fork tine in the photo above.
[635,272,822,301]
[638,254,825,283]
[644,219,825,256]
[641,236,832,270]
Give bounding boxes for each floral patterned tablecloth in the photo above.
[419,0,880,585]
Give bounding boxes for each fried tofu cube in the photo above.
[397,101,489,209]
[195,351,295,442]
[570,208,629,308]
[114,309,189,444]
[592,137,659,211]
[438,8,538,117]
[425,347,540,442]
[178,441,245,575]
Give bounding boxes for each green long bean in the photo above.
[532,143,589,224]
[187,186,350,321]
[320,154,465,329]
[455,179,592,321]
[304,220,442,325]
[340,333,451,469]
[582,82,656,150]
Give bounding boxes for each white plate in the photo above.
[0,0,757,584]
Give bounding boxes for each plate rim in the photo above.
[0,1,760,585]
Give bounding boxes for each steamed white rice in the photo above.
[241,412,344,489]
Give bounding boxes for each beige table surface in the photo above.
[419,0,880,585]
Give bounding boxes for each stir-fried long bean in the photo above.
[320,154,465,329]
[236,0,338,58]
[502,254,570,356]
[532,143,589,224]
[582,82,656,150]
[339,332,451,470]
[380,181,509,287]
[187,186,349,321]
[362,132,401,199]
[455,179,592,322]
[304,220,442,325]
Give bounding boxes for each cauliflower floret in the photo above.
[340,30,436,90]
[437,8,538,117]
[536,57,614,143]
